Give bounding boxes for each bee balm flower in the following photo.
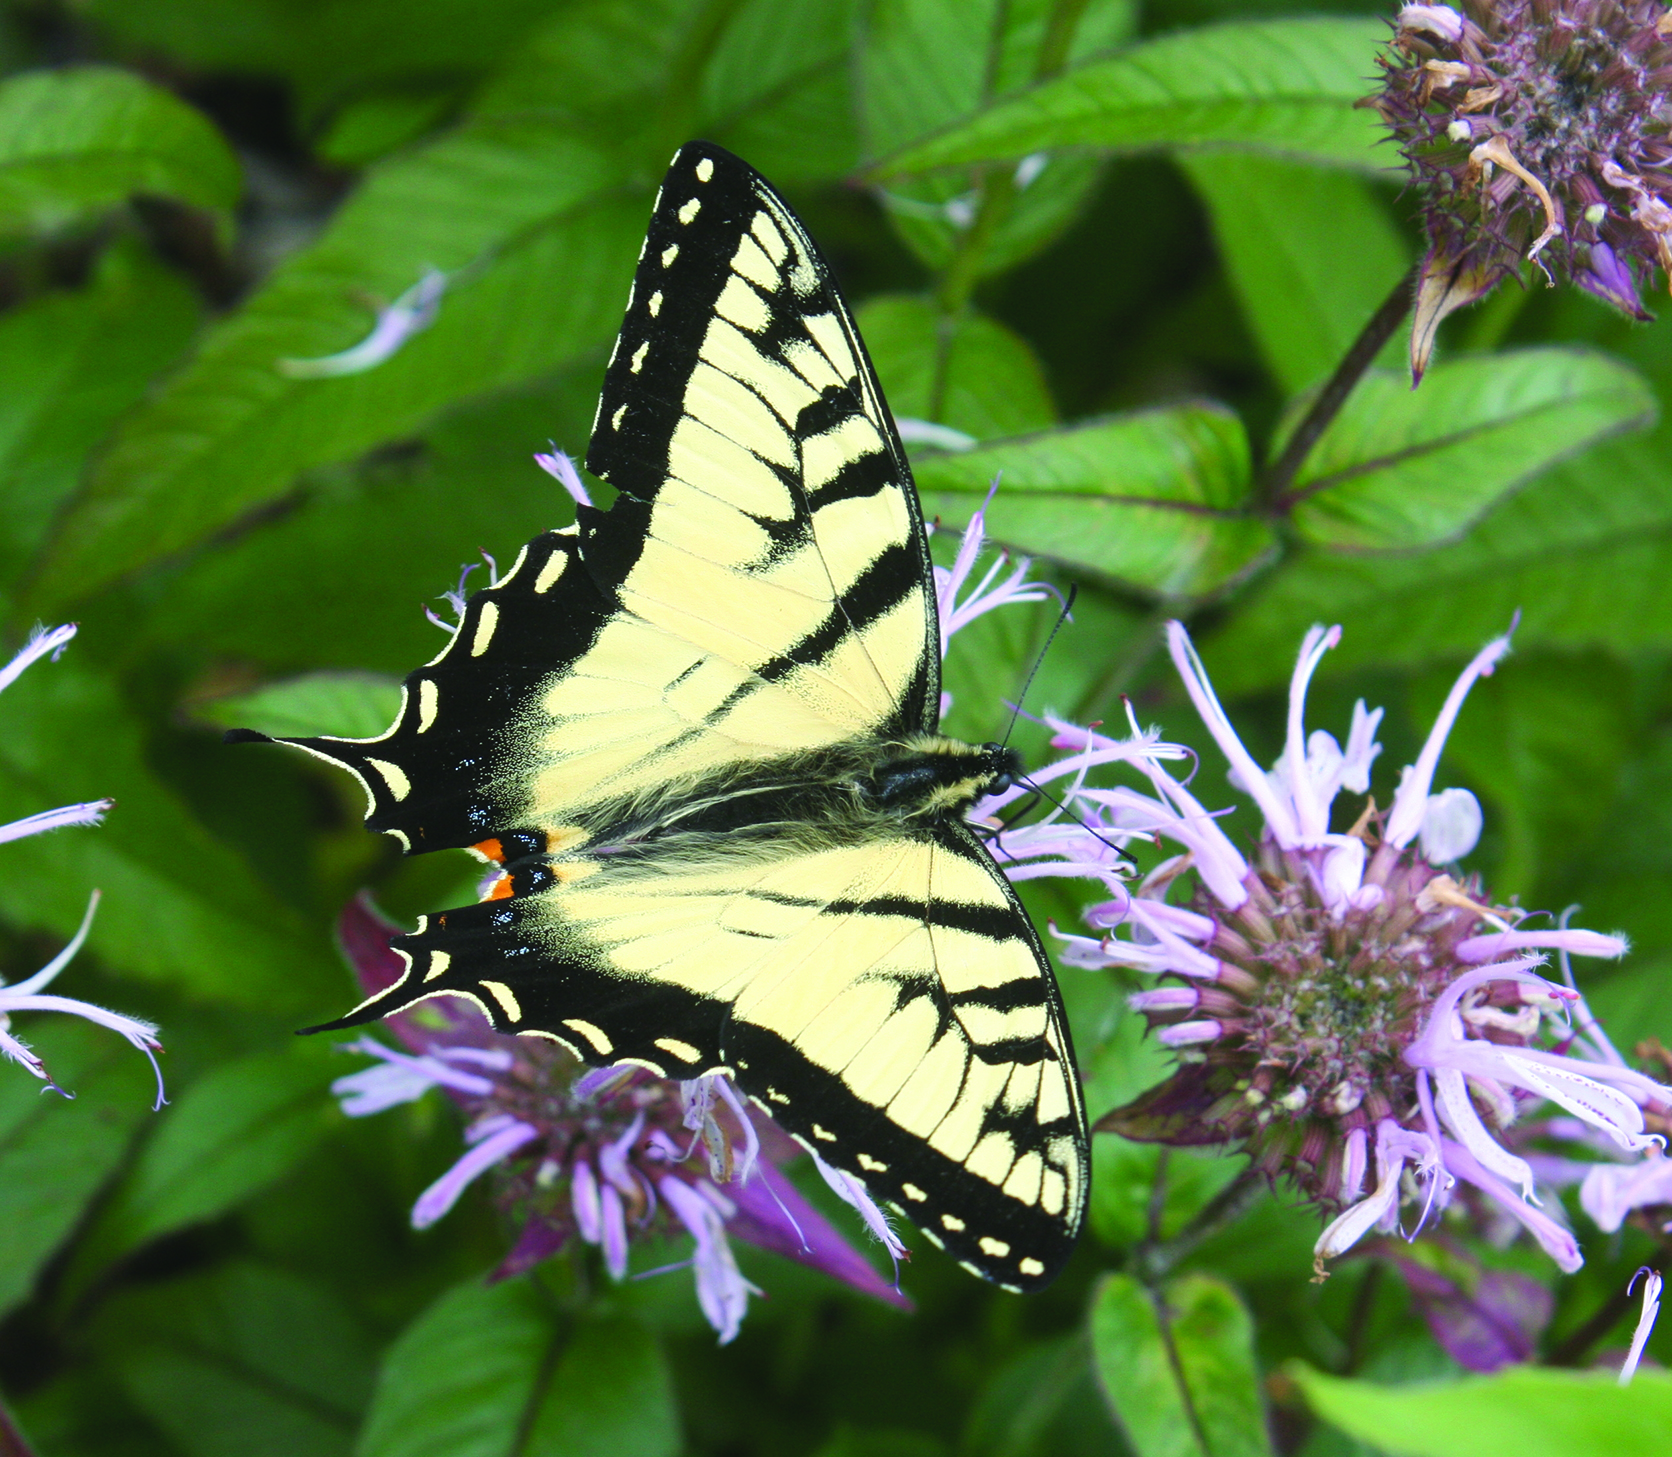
[1047,623,1670,1276]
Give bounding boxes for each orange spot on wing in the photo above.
[485,875,514,901]
[472,838,505,863]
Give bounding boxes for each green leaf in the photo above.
[0,653,335,1009]
[962,1334,1123,1457]
[0,1017,156,1317]
[1091,1272,1272,1457]
[1177,153,1408,395]
[1287,350,1656,551]
[0,243,201,610]
[76,1045,345,1275]
[117,377,597,677]
[857,294,1057,442]
[1201,427,1672,696]
[520,1312,681,1457]
[358,1277,679,1457]
[83,0,563,125]
[872,19,1391,179]
[0,66,240,235]
[1089,1142,1243,1252]
[195,673,403,741]
[1291,1365,1672,1457]
[860,0,1136,275]
[913,406,1273,596]
[94,1262,376,1457]
[28,123,634,613]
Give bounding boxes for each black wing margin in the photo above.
[585,140,940,738]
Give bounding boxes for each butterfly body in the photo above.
[242,141,1088,1290]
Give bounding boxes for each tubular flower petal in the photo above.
[278,269,447,378]
[0,630,158,1104]
[1620,1268,1663,1385]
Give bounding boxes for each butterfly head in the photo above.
[979,742,1025,796]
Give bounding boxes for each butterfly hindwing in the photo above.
[382,818,1085,1289]
[263,141,1089,1290]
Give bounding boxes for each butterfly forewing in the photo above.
[264,142,1088,1291]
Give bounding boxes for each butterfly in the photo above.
[234,141,1088,1290]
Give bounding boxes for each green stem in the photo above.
[1132,1167,1266,1285]
[1262,265,1416,511]
[1343,1261,1383,1374]
[1036,0,1094,79]
[932,0,1092,321]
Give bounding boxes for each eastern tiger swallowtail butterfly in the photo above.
[233,141,1088,1290]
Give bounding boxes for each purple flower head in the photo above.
[329,894,909,1344]
[1054,622,1669,1277]
[0,625,162,1107]
[1370,0,1672,378]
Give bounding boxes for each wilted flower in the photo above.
[1045,621,1671,1277]
[330,894,908,1343]
[278,268,447,379]
[0,624,163,1106]
[1371,0,1672,376]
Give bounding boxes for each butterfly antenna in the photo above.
[1000,583,1077,751]
[998,772,1126,861]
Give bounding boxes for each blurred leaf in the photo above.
[0,654,334,1008]
[915,406,1273,596]
[0,66,240,236]
[814,1429,948,1457]
[478,0,862,182]
[0,1017,155,1316]
[1089,1141,1241,1251]
[0,243,200,612]
[1409,649,1636,897]
[72,1044,345,1287]
[358,1276,677,1457]
[317,89,462,169]
[861,0,1134,275]
[1091,1271,1271,1457]
[962,1335,1123,1457]
[29,124,634,612]
[120,378,595,677]
[475,0,703,145]
[1200,429,1672,695]
[84,0,565,124]
[520,1312,680,1457]
[196,673,403,740]
[700,0,864,183]
[873,19,1390,180]
[1291,1365,1672,1457]
[1287,350,1656,551]
[1178,154,1407,395]
[95,1262,376,1457]
[858,294,1056,441]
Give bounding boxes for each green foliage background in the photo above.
[0,0,1668,1453]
